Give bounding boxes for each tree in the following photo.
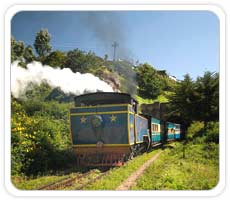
[11,36,17,62]
[11,36,25,62]
[168,71,219,130]
[104,54,108,61]
[64,49,87,73]
[194,72,219,127]
[34,29,52,59]
[168,74,196,127]
[23,45,35,64]
[136,63,164,99]
[43,50,66,68]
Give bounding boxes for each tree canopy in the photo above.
[34,29,52,59]
[23,45,35,64]
[11,36,25,62]
[43,50,66,68]
[168,72,219,129]
[135,63,165,99]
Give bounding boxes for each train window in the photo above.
[152,124,159,132]
[175,125,180,129]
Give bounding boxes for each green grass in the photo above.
[12,174,70,190]
[11,150,161,190]
[135,91,172,104]
[135,95,154,104]
[84,149,160,190]
[131,142,219,190]
[12,141,219,191]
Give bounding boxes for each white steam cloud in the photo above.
[11,61,114,98]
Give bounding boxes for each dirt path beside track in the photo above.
[116,151,163,190]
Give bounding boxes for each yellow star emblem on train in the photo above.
[110,115,117,122]
[80,116,87,124]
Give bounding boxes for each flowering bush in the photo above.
[11,99,73,176]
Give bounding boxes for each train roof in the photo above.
[74,92,138,107]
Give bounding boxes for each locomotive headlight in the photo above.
[91,115,103,128]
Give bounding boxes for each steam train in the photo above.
[70,92,183,166]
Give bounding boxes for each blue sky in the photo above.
[11,11,219,80]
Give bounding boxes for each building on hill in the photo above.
[169,75,177,82]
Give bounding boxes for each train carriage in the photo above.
[167,122,176,140]
[174,123,181,139]
[70,92,182,167]
[166,122,182,141]
[151,117,161,143]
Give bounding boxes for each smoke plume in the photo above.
[11,61,114,98]
[81,12,134,61]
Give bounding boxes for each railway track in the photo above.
[38,169,109,190]
[74,171,108,190]
[38,171,94,190]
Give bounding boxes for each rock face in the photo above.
[100,71,120,92]
[140,102,168,120]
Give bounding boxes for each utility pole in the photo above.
[112,41,119,61]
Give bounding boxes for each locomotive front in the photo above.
[70,92,143,166]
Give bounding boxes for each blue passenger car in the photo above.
[151,117,161,143]
[166,122,182,140]
[135,115,149,144]
[167,122,175,140]
[174,123,181,139]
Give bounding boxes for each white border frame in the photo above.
[5,4,226,197]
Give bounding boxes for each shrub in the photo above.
[11,99,74,176]
[204,122,219,143]
[186,121,204,140]
[186,121,219,144]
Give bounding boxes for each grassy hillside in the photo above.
[135,91,172,104]
[132,142,219,190]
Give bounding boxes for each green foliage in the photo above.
[11,36,25,63]
[168,74,195,126]
[11,36,17,62]
[23,45,35,64]
[64,48,87,73]
[186,121,204,140]
[64,49,103,73]
[104,54,108,61]
[132,142,219,190]
[186,121,219,143]
[168,72,219,128]
[21,83,52,101]
[204,122,219,143]
[195,72,219,123]
[12,175,69,190]
[45,88,75,103]
[135,63,166,99]
[43,50,66,68]
[11,96,74,176]
[34,29,52,58]
[135,91,170,105]
[135,95,154,104]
